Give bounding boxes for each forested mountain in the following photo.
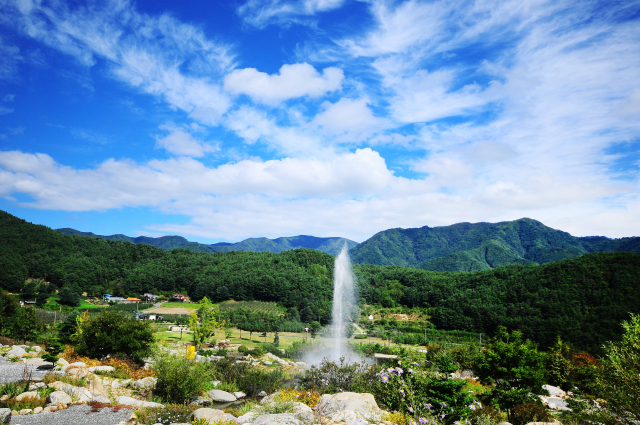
[56,228,357,255]
[3,210,640,352]
[349,218,640,271]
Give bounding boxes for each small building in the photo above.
[125,297,142,302]
[105,296,126,303]
[143,293,159,301]
[172,293,189,302]
[373,353,398,365]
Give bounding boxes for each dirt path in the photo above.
[144,306,195,315]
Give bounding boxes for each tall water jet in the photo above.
[331,244,357,360]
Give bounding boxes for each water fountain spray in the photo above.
[331,244,357,360]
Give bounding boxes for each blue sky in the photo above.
[0,0,639,243]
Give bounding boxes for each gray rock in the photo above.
[317,392,383,423]
[190,396,212,406]
[192,408,229,423]
[228,413,239,422]
[88,366,115,373]
[0,408,10,424]
[546,396,571,411]
[29,382,47,390]
[211,380,221,387]
[234,391,247,399]
[208,389,237,403]
[257,391,268,397]
[542,385,566,397]
[7,346,26,358]
[133,377,158,388]
[48,390,73,405]
[237,411,259,424]
[498,422,513,425]
[251,413,302,425]
[25,358,46,366]
[92,395,111,403]
[262,361,273,366]
[62,362,87,372]
[115,395,164,408]
[56,358,69,367]
[15,391,39,402]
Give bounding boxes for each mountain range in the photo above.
[349,218,640,271]
[57,217,640,272]
[55,228,358,256]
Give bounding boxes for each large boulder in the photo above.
[252,413,302,425]
[316,392,383,424]
[115,395,164,408]
[208,389,237,403]
[56,358,69,367]
[48,391,72,405]
[190,396,213,407]
[133,377,158,388]
[48,381,74,391]
[0,408,10,424]
[88,366,115,373]
[6,346,26,358]
[15,391,39,402]
[542,385,566,397]
[62,362,86,372]
[237,411,259,424]
[192,408,229,423]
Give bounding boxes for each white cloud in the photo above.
[0,36,22,80]
[0,106,14,115]
[310,98,387,135]
[224,63,343,105]
[155,125,218,157]
[2,0,234,120]
[237,0,345,28]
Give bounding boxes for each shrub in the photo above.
[301,356,379,394]
[58,310,80,343]
[471,406,503,425]
[207,358,284,397]
[153,354,212,404]
[73,310,154,362]
[274,388,321,408]
[58,287,80,307]
[43,372,86,387]
[354,334,367,339]
[383,411,410,425]
[135,404,196,425]
[510,403,550,425]
[6,394,48,411]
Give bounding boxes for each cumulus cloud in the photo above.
[224,63,343,105]
[154,125,218,157]
[310,98,387,135]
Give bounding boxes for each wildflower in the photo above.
[468,390,474,393]
[419,418,427,424]
[381,375,389,384]
[408,407,414,413]
[411,362,419,366]
[410,421,417,425]
[439,402,447,408]
[440,413,446,419]
[399,389,405,395]
[424,404,433,410]
[398,360,402,365]
[408,368,414,374]
[468,405,476,411]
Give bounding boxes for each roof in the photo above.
[126,297,141,301]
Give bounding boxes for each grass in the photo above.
[159,302,199,308]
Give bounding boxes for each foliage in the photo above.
[73,310,154,362]
[190,297,224,349]
[135,404,197,425]
[255,400,297,415]
[152,354,212,404]
[6,394,48,411]
[58,310,80,343]
[547,337,572,390]
[473,327,546,420]
[43,372,87,387]
[471,405,502,425]
[100,356,156,380]
[598,313,640,424]
[207,358,284,397]
[274,388,322,408]
[41,336,64,364]
[510,403,551,425]
[58,286,80,306]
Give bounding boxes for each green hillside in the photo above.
[349,218,640,271]
[56,228,357,255]
[4,210,640,351]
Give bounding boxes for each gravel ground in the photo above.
[0,357,49,385]
[8,404,134,425]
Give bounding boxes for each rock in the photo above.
[545,396,571,411]
[211,381,221,387]
[89,374,108,398]
[56,358,69,367]
[0,395,8,403]
[234,391,247,399]
[190,396,213,406]
[32,346,42,352]
[192,407,229,423]
[264,353,283,362]
[257,391,268,398]
[0,408,10,424]
[317,392,382,422]
[497,422,513,425]
[88,366,115,373]
[62,361,86,372]
[29,382,47,390]
[67,367,90,379]
[7,346,26,358]
[25,358,46,366]
[208,389,237,403]
[15,391,39,402]
[48,390,72,405]
[115,396,163,408]
[49,381,74,391]
[43,406,55,413]
[33,406,43,414]
[92,395,111,404]
[237,411,260,424]
[133,377,158,388]
[19,409,33,415]
[542,385,566,397]
[262,361,273,365]
[112,380,121,389]
[11,410,18,416]
[121,379,133,387]
[251,413,302,425]
[289,402,314,423]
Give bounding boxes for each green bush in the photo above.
[354,334,367,339]
[58,287,80,307]
[135,404,197,425]
[74,310,154,362]
[57,310,80,343]
[153,354,212,404]
[207,358,284,397]
[510,403,550,425]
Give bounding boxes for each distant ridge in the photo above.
[55,228,358,256]
[349,218,640,272]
